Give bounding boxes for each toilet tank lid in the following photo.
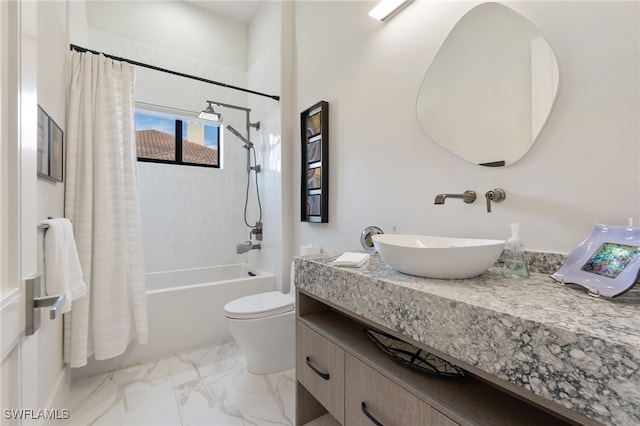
[224,291,294,319]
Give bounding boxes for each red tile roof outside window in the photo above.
[136,129,218,165]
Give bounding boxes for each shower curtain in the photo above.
[64,51,148,367]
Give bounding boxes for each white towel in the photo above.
[41,218,86,313]
[332,252,370,267]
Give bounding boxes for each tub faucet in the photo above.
[434,190,477,205]
[236,240,261,254]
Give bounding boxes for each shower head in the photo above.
[226,125,253,148]
[199,102,222,122]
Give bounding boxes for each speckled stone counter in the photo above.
[294,254,640,426]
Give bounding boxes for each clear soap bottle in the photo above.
[502,223,530,279]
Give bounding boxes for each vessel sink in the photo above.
[371,234,506,279]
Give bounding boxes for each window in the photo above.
[135,109,220,168]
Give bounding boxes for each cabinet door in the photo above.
[297,321,345,424]
[345,354,425,426]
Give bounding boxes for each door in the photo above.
[1,0,41,424]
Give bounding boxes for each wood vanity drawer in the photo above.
[423,403,459,426]
[297,321,345,424]
[345,354,458,426]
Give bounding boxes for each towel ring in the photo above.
[360,226,384,252]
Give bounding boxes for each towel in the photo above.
[332,252,370,267]
[41,218,86,314]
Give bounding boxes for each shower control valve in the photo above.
[485,188,506,213]
[251,222,263,241]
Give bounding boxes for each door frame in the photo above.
[1,0,41,423]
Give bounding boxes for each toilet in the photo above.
[223,267,295,375]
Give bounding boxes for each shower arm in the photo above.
[205,100,260,139]
[207,100,260,176]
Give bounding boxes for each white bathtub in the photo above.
[73,264,275,378]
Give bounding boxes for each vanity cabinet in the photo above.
[295,290,578,426]
[297,322,345,423]
[345,354,451,426]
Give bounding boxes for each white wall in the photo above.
[74,1,276,275]
[36,0,68,411]
[247,1,285,289]
[293,1,639,255]
[85,0,248,70]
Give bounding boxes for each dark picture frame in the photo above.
[300,101,329,223]
[37,105,50,178]
[37,105,64,182]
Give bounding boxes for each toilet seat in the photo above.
[224,291,294,320]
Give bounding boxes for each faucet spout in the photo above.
[434,190,477,205]
[236,240,262,254]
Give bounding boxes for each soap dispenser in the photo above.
[502,223,530,279]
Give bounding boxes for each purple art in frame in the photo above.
[551,224,640,297]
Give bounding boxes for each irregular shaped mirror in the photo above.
[417,2,560,167]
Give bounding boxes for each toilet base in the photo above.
[227,310,295,375]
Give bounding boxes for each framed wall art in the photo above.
[300,101,329,223]
[36,105,64,182]
[37,105,49,178]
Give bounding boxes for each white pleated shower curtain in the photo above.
[64,51,148,367]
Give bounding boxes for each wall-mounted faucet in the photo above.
[434,190,477,205]
[236,240,261,254]
[485,188,506,213]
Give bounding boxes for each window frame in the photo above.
[135,105,221,169]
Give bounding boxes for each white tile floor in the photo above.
[47,340,338,426]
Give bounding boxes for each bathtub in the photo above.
[73,264,275,378]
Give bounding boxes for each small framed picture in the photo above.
[306,112,321,138]
[551,224,640,297]
[307,167,321,190]
[307,139,321,163]
[37,106,49,178]
[306,194,321,218]
[49,118,64,182]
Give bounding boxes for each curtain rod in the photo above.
[70,44,280,102]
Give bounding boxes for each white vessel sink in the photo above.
[372,234,506,279]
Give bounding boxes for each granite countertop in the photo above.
[294,254,640,426]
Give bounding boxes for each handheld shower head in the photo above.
[226,125,253,148]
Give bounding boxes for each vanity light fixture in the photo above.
[199,101,221,122]
[369,0,412,21]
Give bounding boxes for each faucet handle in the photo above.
[485,188,506,213]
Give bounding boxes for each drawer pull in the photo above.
[361,402,384,426]
[305,356,330,380]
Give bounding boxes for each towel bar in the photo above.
[38,216,54,231]
[38,217,72,231]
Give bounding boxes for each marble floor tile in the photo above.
[175,367,295,425]
[56,341,303,426]
[166,341,245,386]
[59,359,181,426]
